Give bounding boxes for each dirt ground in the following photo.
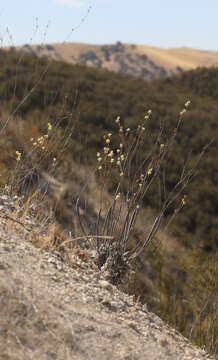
[0,197,216,360]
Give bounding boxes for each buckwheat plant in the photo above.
[76,101,211,285]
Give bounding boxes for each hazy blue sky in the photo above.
[1,0,218,50]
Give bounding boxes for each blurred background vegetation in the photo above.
[0,48,217,357]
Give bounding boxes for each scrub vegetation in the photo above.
[0,48,217,357]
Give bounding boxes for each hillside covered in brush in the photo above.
[0,48,217,356]
[0,48,217,251]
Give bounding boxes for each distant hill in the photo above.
[6,41,218,80]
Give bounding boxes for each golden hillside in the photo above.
[7,41,218,79]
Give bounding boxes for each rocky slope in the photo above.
[0,194,216,360]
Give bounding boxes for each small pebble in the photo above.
[99,280,114,292]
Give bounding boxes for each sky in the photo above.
[1,0,218,50]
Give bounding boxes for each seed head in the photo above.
[15,151,21,161]
[147,168,153,175]
[180,109,187,116]
[48,122,52,131]
[115,193,121,200]
[185,100,191,109]
[104,147,109,154]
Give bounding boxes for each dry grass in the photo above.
[6,42,218,79]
